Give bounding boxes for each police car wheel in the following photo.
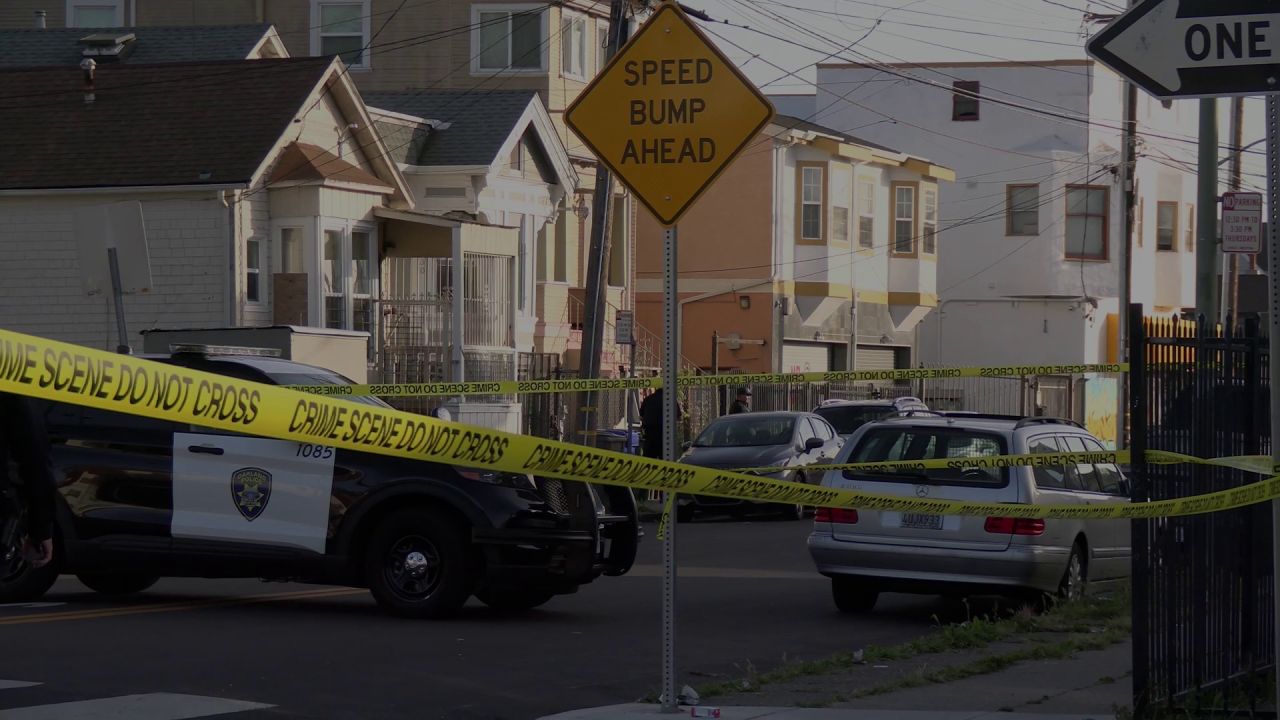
[365,507,473,619]
[0,547,58,603]
[75,572,159,596]
[475,587,555,612]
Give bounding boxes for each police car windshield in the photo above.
[268,372,392,408]
[814,405,891,435]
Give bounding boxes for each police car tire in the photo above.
[474,587,555,612]
[0,557,58,604]
[75,572,159,596]
[364,507,473,619]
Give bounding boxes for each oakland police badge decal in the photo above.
[231,467,272,521]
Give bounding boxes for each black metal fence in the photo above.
[1130,304,1275,718]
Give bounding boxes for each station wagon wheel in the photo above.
[365,507,474,619]
[1057,543,1087,602]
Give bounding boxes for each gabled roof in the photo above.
[270,142,393,191]
[364,90,540,167]
[772,114,899,154]
[0,24,278,67]
[0,57,332,191]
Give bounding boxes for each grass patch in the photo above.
[694,587,1131,701]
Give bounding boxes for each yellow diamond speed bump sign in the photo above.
[565,1,774,226]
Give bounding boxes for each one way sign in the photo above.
[1087,0,1280,99]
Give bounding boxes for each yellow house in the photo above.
[635,115,954,376]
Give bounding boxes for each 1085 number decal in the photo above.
[297,444,334,460]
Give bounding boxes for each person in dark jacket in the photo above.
[729,387,752,414]
[639,388,685,459]
[0,393,56,569]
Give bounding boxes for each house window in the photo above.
[598,25,609,68]
[311,1,371,69]
[857,179,874,249]
[321,224,377,331]
[797,163,825,243]
[280,227,304,273]
[67,1,123,27]
[892,183,916,254]
[952,80,979,121]
[554,209,568,283]
[561,12,588,79]
[1186,204,1195,251]
[475,6,546,71]
[833,206,850,246]
[1006,184,1039,235]
[246,238,262,303]
[1065,185,1109,260]
[1157,201,1178,251]
[922,186,937,255]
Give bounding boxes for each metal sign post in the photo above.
[563,3,773,711]
[660,225,679,713]
[1267,93,1280,717]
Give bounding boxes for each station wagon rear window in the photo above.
[844,427,1009,486]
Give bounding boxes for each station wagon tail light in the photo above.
[815,507,859,524]
[984,517,1045,536]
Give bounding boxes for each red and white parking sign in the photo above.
[1222,192,1262,254]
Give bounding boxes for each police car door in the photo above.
[172,430,335,554]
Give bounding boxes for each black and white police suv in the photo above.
[0,346,639,618]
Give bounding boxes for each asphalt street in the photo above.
[0,517,955,720]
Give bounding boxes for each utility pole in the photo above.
[1197,99,1220,320]
[1225,95,1245,325]
[576,0,631,443]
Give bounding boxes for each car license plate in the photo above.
[901,513,943,530]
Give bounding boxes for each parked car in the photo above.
[677,411,842,521]
[1,347,639,619]
[813,397,929,438]
[808,413,1130,612]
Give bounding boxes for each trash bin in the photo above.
[595,428,639,454]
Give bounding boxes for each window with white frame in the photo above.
[561,12,588,79]
[857,179,874,249]
[833,206,850,246]
[279,227,305,273]
[892,183,916,254]
[311,1,371,69]
[798,164,824,242]
[474,5,546,72]
[597,24,609,69]
[246,238,263,303]
[321,223,377,331]
[922,185,937,255]
[1006,184,1039,235]
[67,1,123,27]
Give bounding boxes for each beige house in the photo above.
[0,57,524,431]
[635,115,954,377]
[0,0,641,376]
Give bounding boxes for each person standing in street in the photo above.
[730,387,752,414]
[640,387,686,459]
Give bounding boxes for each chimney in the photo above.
[34,10,46,29]
[80,58,96,104]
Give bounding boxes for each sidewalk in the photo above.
[540,639,1129,720]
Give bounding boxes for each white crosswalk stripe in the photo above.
[0,685,274,719]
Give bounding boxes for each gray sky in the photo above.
[690,0,1101,92]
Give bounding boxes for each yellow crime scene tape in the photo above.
[737,449,1275,476]
[293,363,1129,398]
[0,328,1265,522]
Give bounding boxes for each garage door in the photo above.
[855,345,896,371]
[782,342,831,374]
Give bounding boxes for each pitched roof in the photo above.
[269,142,392,190]
[0,57,332,191]
[363,90,538,166]
[772,114,901,154]
[0,24,274,67]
